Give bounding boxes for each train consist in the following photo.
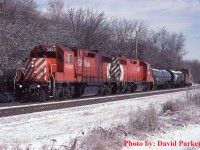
[15,45,192,102]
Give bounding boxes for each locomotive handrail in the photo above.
[14,68,25,90]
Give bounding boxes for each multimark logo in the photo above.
[109,57,122,80]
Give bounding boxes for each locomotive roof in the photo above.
[59,45,73,52]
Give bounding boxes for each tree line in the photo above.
[0,0,199,83]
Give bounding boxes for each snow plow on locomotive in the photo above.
[15,45,192,102]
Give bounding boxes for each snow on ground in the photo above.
[0,88,199,149]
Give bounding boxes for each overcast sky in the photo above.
[36,0,200,60]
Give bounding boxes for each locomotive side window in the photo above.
[58,51,63,62]
[102,56,111,62]
[66,54,72,63]
[31,53,36,58]
[36,45,44,51]
[74,49,78,57]
[133,61,137,64]
[37,53,46,58]
[119,59,127,65]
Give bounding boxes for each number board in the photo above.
[46,47,56,52]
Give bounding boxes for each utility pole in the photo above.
[135,30,138,59]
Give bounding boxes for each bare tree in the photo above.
[110,18,149,58]
[63,8,110,49]
[148,27,186,69]
[0,0,41,70]
[46,0,64,44]
[47,0,64,22]
[183,60,200,83]
[0,0,189,78]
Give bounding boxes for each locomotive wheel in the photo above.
[74,85,84,98]
[55,87,63,100]
[146,85,151,91]
[66,87,73,98]
[19,96,27,103]
[106,85,112,95]
[131,85,137,92]
[38,89,45,102]
[126,85,132,93]
[16,91,26,102]
[99,85,107,96]
[144,83,151,91]
[99,86,104,96]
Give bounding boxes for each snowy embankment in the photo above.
[0,88,200,149]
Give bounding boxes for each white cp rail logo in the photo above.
[107,57,124,81]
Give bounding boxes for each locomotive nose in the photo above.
[24,58,48,81]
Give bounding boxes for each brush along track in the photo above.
[0,87,199,117]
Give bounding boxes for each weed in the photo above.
[128,104,158,133]
[80,126,122,150]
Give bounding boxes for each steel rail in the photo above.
[0,86,199,117]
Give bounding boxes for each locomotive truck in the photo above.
[15,45,192,102]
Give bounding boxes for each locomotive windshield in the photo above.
[30,45,56,58]
[30,52,56,58]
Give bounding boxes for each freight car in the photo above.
[151,69,171,89]
[176,69,192,86]
[151,69,191,89]
[15,45,192,102]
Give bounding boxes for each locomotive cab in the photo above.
[26,45,75,82]
[25,45,57,82]
[15,45,75,102]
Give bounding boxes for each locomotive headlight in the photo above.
[31,61,34,68]
[19,85,22,88]
[37,85,41,88]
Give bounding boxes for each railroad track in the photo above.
[0,86,199,117]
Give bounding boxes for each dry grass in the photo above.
[161,89,200,127]
[162,100,180,114]
[80,126,123,150]
[82,111,93,116]
[0,145,8,150]
[128,104,159,134]
[162,89,200,115]
[39,138,79,150]
[190,89,200,106]
[79,104,160,149]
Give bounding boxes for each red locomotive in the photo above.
[15,45,155,102]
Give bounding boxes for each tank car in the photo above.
[151,69,172,89]
[168,70,185,87]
